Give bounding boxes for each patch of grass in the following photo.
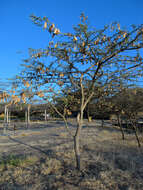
[21,133,27,136]
[0,163,5,171]
[55,150,75,166]
[79,179,107,190]
[0,155,22,167]
[59,132,68,138]
[41,157,62,175]
[0,113,4,120]
[19,155,39,167]
[0,154,39,170]
[30,131,41,135]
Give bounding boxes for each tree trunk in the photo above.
[4,106,7,133]
[87,104,91,122]
[131,120,141,148]
[6,108,8,124]
[4,106,8,123]
[74,112,83,171]
[9,111,11,123]
[45,109,47,121]
[4,106,6,123]
[25,110,28,128]
[117,114,125,140]
[101,119,104,127]
[27,105,30,124]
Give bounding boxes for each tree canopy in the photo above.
[12,14,143,170]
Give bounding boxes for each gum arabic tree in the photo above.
[18,14,143,170]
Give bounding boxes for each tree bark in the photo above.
[117,114,125,140]
[74,112,83,170]
[6,108,8,124]
[25,110,28,128]
[131,120,141,148]
[4,106,7,133]
[101,119,104,127]
[45,109,47,121]
[27,105,30,124]
[9,111,10,123]
[87,103,91,122]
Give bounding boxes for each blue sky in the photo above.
[0,0,143,82]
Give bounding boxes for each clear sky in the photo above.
[0,0,143,82]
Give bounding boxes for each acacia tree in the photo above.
[109,84,143,145]
[0,79,10,125]
[17,14,143,170]
[110,88,129,140]
[10,78,38,128]
[106,76,136,140]
[0,91,10,126]
[114,87,143,147]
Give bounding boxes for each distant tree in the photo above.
[111,87,143,147]
[16,14,143,170]
[0,90,11,126]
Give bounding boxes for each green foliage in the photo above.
[0,154,38,168]
[0,155,23,167]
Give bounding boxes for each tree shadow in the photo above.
[7,136,73,161]
[8,136,54,156]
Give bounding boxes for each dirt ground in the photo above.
[0,120,105,156]
[0,120,143,190]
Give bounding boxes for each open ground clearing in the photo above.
[0,120,142,190]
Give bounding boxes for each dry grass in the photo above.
[59,132,68,138]
[0,121,143,190]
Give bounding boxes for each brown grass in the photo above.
[0,121,143,190]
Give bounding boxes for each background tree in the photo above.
[109,85,143,147]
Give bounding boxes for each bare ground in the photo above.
[0,120,143,190]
